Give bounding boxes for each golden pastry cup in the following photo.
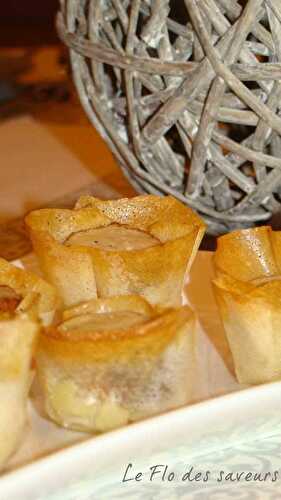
[213,226,281,385]
[25,195,205,308]
[36,295,196,433]
[0,258,58,470]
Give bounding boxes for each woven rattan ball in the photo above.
[58,0,281,234]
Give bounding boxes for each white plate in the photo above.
[1,251,281,500]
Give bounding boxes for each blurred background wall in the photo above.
[1,1,59,45]
[2,1,58,20]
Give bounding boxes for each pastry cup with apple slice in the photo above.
[36,295,196,433]
[213,226,281,385]
[25,195,205,308]
[0,258,58,470]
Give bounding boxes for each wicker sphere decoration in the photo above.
[58,0,281,234]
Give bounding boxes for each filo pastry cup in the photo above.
[213,226,281,385]
[25,195,205,308]
[36,295,196,433]
[0,258,58,470]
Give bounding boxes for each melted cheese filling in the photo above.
[59,310,148,335]
[65,224,160,251]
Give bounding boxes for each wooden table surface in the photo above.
[0,46,136,200]
[0,45,137,259]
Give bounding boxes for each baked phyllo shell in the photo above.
[213,226,281,385]
[214,226,280,282]
[25,195,205,307]
[0,315,38,470]
[0,258,58,326]
[36,296,196,433]
[0,259,57,468]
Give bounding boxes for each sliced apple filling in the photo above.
[45,379,129,432]
[65,224,160,251]
[59,310,150,335]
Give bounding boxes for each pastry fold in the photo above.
[36,295,196,433]
[213,226,281,385]
[25,195,205,307]
[0,315,38,470]
[0,259,58,470]
[0,258,58,326]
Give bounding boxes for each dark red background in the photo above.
[1,1,59,45]
[2,1,58,21]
